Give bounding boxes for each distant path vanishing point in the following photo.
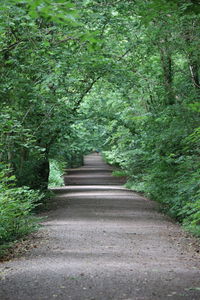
[0,153,200,300]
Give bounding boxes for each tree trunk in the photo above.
[37,158,50,191]
[160,46,174,105]
[188,56,200,90]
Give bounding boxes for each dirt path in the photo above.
[0,153,200,300]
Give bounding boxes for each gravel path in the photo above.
[0,153,200,300]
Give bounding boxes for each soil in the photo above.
[0,153,199,300]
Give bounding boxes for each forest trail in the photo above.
[0,153,200,300]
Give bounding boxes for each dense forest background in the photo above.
[0,0,200,254]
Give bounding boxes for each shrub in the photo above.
[0,166,42,256]
[178,198,200,236]
[0,187,42,243]
[48,160,64,187]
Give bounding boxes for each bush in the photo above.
[0,166,42,256]
[0,187,42,243]
[179,198,200,236]
[48,160,64,187]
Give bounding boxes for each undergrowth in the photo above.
[0,166,43,258]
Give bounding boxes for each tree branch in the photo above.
[73,47,133,111]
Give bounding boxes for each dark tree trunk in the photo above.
[160,47,174,105]
[188,57,200,90]
[37,158,50,191]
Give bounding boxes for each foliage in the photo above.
[48,160,64,187]
[0,166,42,256]
[180,199,200,236]
[0,0,98,191]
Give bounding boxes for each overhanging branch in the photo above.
[73,47,133,111]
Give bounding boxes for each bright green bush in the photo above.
[48,160,64,187]
[0,187,41,243]
[0,166,42,255]
[180,199,200,236]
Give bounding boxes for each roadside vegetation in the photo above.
[48,160,64,188]
[0,0,199,257]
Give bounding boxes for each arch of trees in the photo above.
[0,0,199,253]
